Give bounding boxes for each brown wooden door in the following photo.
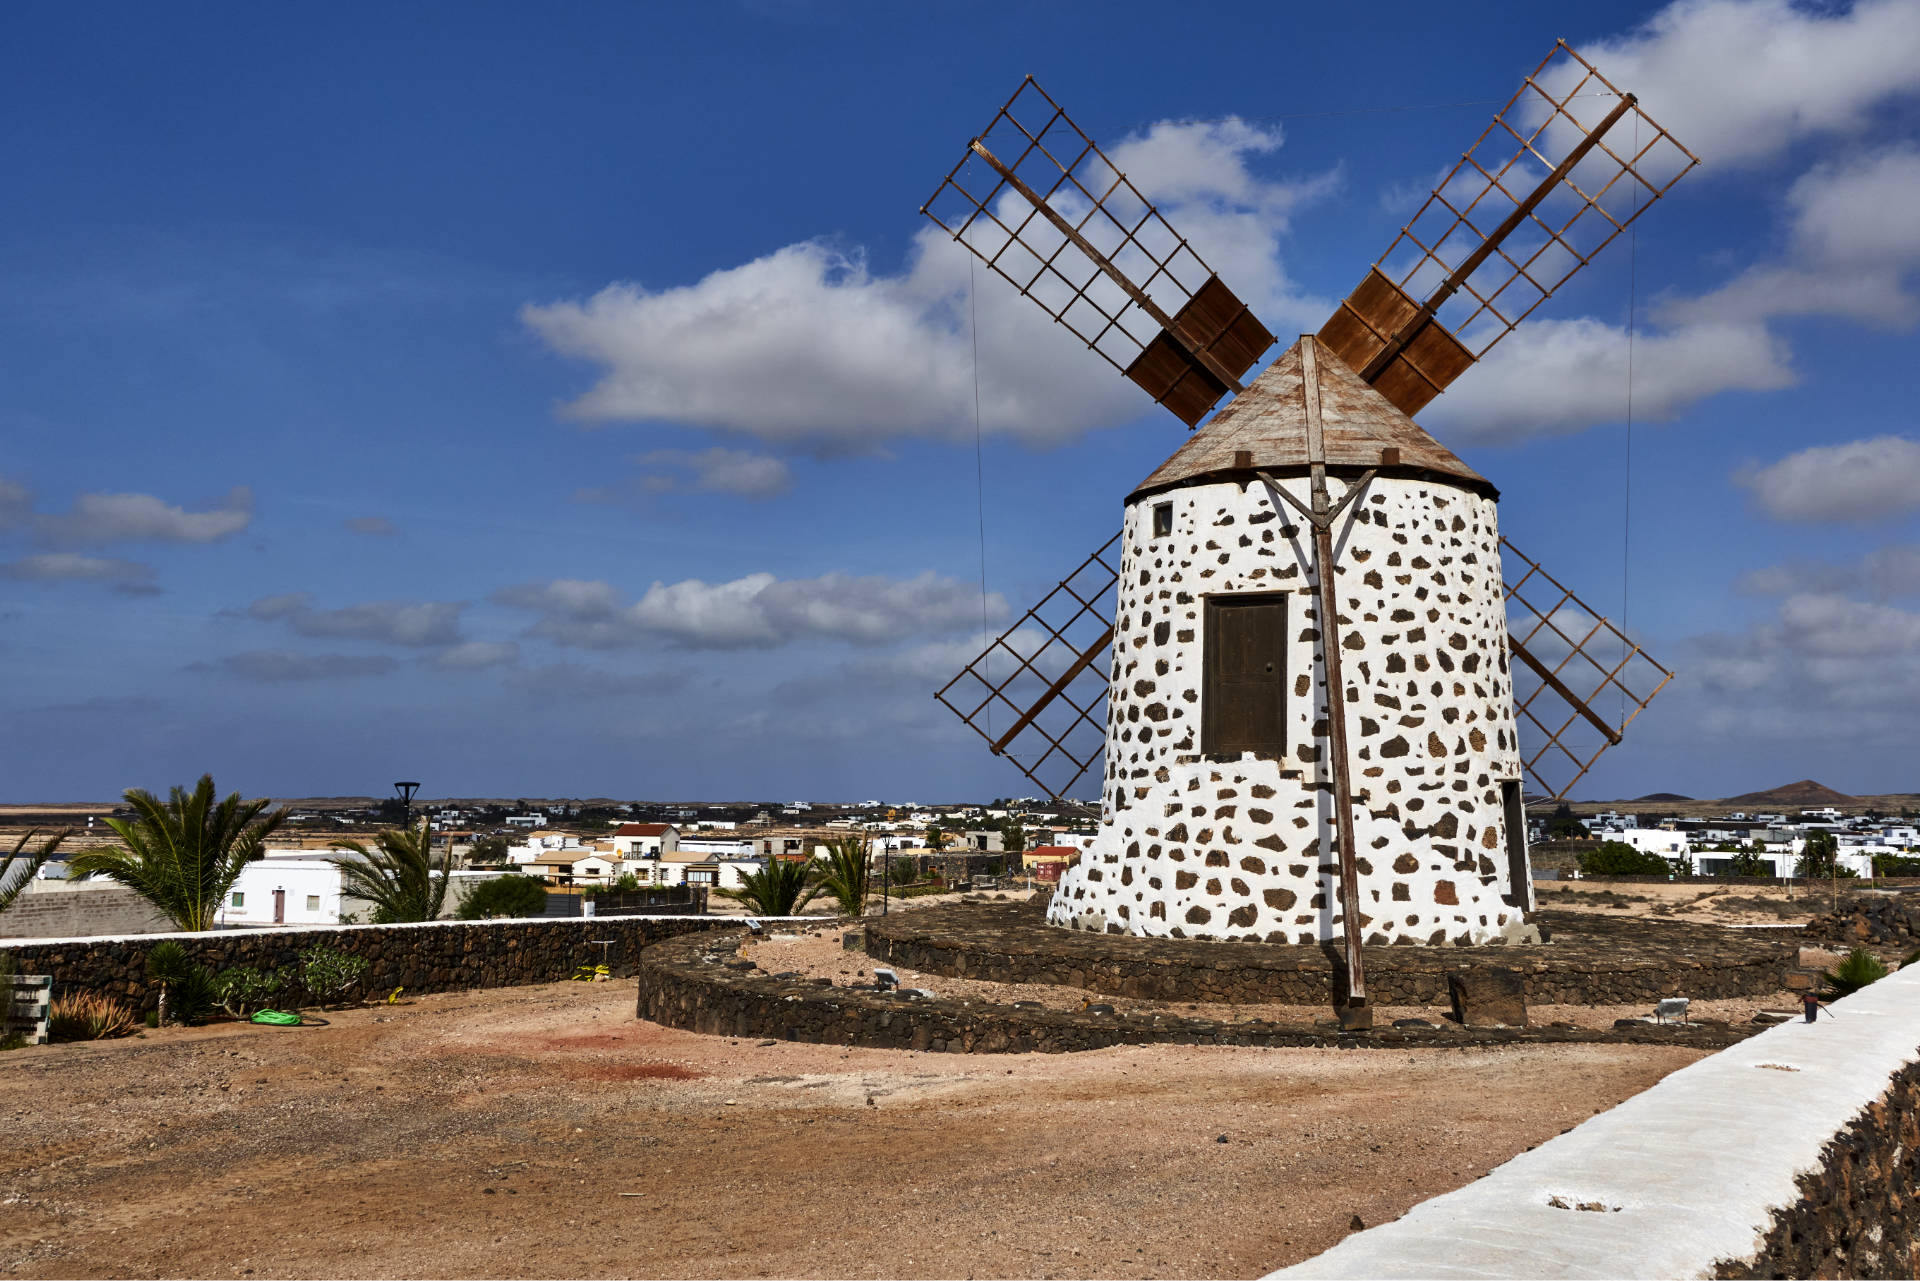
[272,889,285,924]
[1202,595,1286,756]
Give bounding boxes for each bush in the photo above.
[48,992,136,1042]
[456,875,550,920]
[214,965,284,1018]
[1575,841,1672,877]
[1874,854,1920,877]
[1820,947,1888,1000]
[299,944,370,1006]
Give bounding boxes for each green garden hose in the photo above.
[250,1010,302,1026]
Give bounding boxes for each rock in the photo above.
[1349,1214,1366,1232]
[841,931,865,952]
[1614,1017,1655,1028]
[1216,1134,1229,1144]
[1448,967,1528,1028]
[1391,1017,1436,1029]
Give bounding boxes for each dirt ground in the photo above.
[1534,879,1843,928]
[742,927,1805,1030]
[1,981,1709,1280]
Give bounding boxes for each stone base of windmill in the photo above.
[861,900,1792,1012]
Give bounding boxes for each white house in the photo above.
[611,823,679,859]
[505,814,548,829]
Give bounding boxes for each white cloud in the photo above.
[1430,316,1791,444]
[501,662,691,700]
[37,485,252,548]
[246,593,468,647]
[1428,5,1920,443]
[1681,590,1920,746]
[494,569,1004,650]
[1735,436,1920,524]
[201,650,397,682]
[429,640,520,671]
[523,118,1333,450]
[0,552,156,588]
[1736,544,1920,599]
[0,477,30,530]
[634,447,792,498]
[1567,0,1920,168]
[346,516,397,536]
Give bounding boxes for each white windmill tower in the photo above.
[924,44,1694,1015]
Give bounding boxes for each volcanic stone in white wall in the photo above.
[1047,470,1535,946]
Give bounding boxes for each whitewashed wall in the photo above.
[1049,471,1533,946]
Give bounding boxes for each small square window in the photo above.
[1152,503,1173,538]
[305,895,320,912]
[231,892,245,907]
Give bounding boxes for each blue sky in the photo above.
[3,0,1919,803]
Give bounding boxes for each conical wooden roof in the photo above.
[1130,336,1497,501]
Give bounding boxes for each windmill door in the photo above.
[1202,595,1286,757]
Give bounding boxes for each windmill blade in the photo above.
[1321,40,1699,417]
[934,533,1119,803]
[1502,537,1673,801]
[923,77,1273,428]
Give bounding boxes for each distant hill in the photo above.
[1633,792,1693,803]
[1724,779,1856,807]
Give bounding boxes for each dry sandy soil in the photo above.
[1535,879,1839,929]
[1,981,1709,1280]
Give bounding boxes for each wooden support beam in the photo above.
[1299,338,1369,1015]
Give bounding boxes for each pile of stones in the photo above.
[1806,894,1920,948]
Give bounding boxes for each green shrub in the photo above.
[214,965,283,1018]
[1820,947,1888,1000]
[1575,841,1671,877]
[1873,854,1920,877]
[170,964,218,1023]
[48,992,136,1041]
[299,944,370,1006]
[456,875,549,920]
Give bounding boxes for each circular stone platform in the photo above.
[864,903,1793,1007]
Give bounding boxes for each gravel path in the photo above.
[1,979,1706,1279]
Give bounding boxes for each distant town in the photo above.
[5,778,1917,936]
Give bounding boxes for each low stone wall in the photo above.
[634,930,1755,1055]
[865,904,1791,1007]
[1,915,730,1015]
[1273,961,1920,1279]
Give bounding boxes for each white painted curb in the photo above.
[1271,964,1920,1279]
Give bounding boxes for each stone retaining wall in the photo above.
[1714,1058,1920,1279]
[866,904,1790,1007]
[1,915,729,1015]
[634,930,1754,1055]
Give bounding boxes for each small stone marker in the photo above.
[1448,967,1528,1027]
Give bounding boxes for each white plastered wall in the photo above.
[1048,471,1534,946]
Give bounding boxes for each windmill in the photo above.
[920,43,1696,1010]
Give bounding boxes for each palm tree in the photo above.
[0,829,67,914]
[326,818,451,923]
[1820,947,1888,1000]
[817,831,873,918]
[729,855,819,916]
[68,776,287,931]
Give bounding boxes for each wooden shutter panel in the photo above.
[1202,595,1286,756]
